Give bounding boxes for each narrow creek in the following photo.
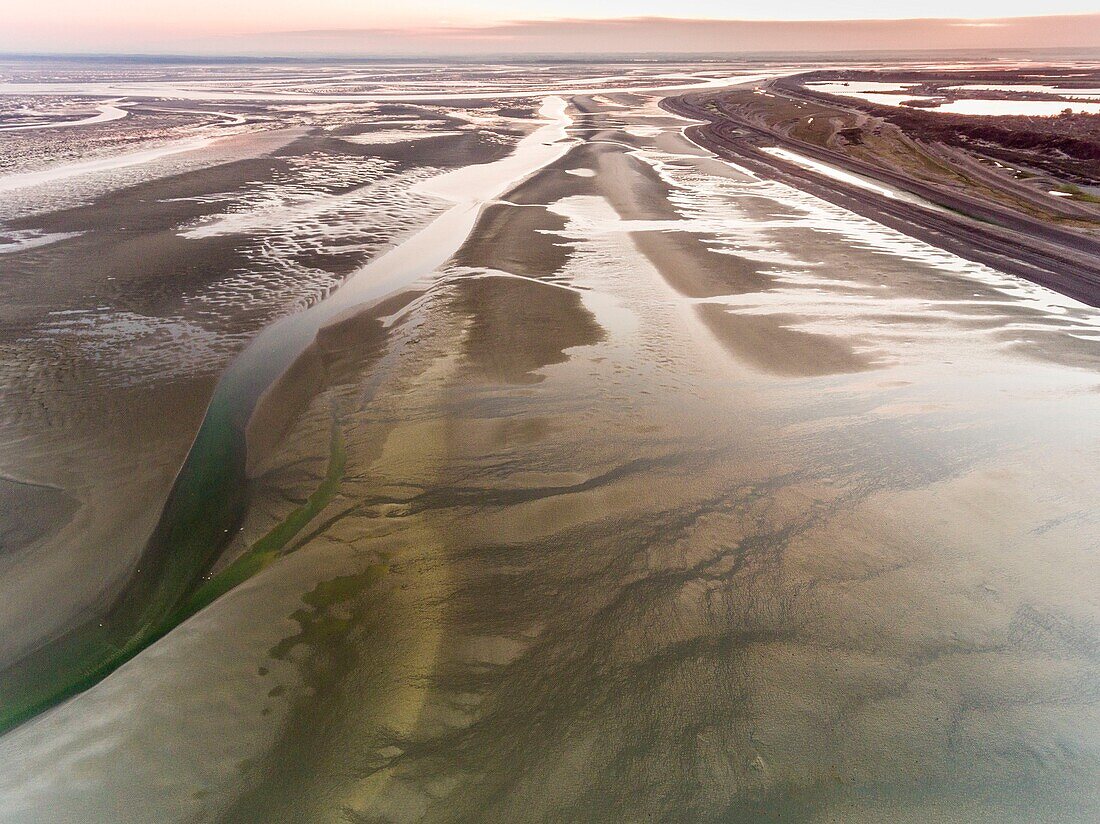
[0,96,575,735]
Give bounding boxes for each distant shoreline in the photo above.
[3,46,1100,65]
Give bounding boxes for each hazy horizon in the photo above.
[5,8,1100,57]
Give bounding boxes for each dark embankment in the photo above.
[660,94,1100,308]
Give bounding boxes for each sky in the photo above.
[3,1,1100,54]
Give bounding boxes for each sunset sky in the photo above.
[4,2,1100,55]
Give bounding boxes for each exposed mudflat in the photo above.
[0,60,1097,824]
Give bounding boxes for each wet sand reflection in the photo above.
[1,83,1096,824]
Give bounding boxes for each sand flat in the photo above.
[0,60,1097,824]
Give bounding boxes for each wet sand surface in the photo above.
[0,88,526,663]
[0,62,1098,823]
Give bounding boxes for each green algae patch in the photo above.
[0,393,248,736]
[180,421,347,620]
[0,415,346,737]
[268,563,390,664]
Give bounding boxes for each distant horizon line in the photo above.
[4,45,1100,63]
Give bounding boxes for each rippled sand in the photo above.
[0,67,1098,823]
